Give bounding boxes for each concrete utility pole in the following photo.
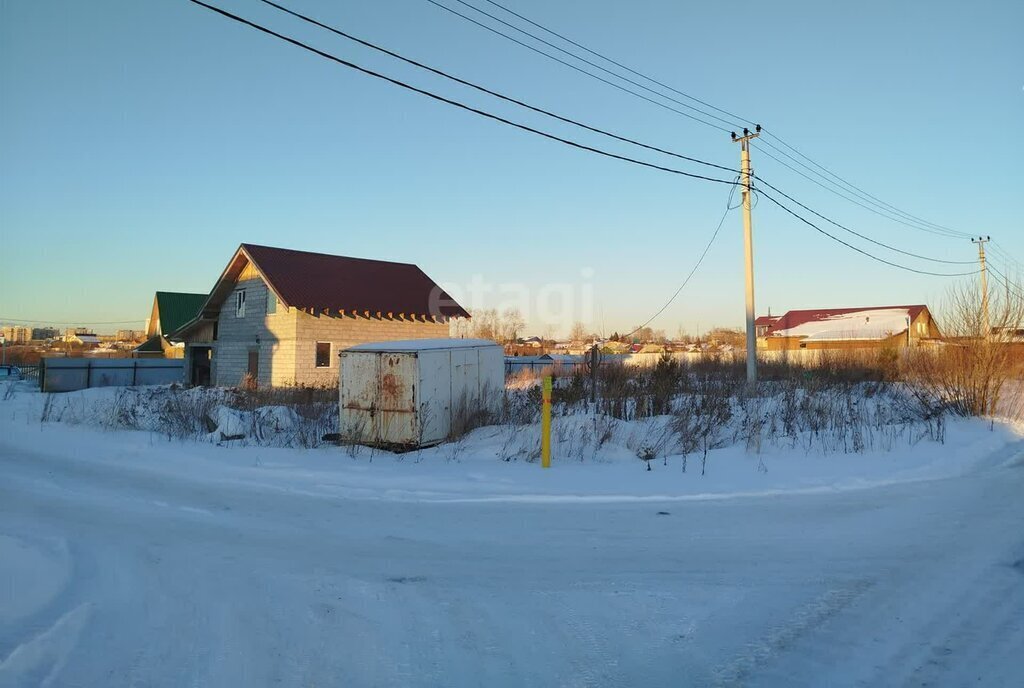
[732,125,761,384]
[972,236,991,339]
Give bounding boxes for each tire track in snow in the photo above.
[0,602,93,688]
[709,579,873,687]
[864,548,1024,688]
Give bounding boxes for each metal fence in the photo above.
[505,359,587,377]
[504,352,720,378]
[40,358,184,392]
[16,364,40,382]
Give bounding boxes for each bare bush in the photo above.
[903,279,1024,417]
[670,374,733,474]
[158,387,222,440]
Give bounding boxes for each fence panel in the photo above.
[41,358,184,392]
[16,365,40,382]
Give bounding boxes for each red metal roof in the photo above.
[241,244,469,318]
[754,315,781,327]
[769,305,928,334]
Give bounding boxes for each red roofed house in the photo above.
[759,305,940,351]
[754,314,781,337]
[173,244,469,387]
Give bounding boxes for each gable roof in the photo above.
[241,244,468,318]
[174,244,468,337]
[155,292,207,336]
[769,305,929,341]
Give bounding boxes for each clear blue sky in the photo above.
[2,0,1021,337]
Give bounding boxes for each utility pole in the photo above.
[972,236,990,339]
[732,125,761,384]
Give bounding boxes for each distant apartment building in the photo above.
[66,327,91,337]
[31,327,60,340]
[1,326,31,344]
[115,329,144,341]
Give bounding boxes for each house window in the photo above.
[267,294,277,315]
[917,322,927,336]
[315,342,331,368]
[235,290,246,318]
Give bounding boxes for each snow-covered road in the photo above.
[2,429,1023,687]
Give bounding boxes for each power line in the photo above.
[987,261,1024,301]
[753,187,980,277]
[257,0,737,174]
[759,129,971,238]
[752,174,975,265]
[622,181,738,340]
[433,0,976,242]
[192,2,982,285]
[755,136,970,239]
[476,0,753,128]
[751,142,967,239]
[989,242,1024,273]
[422,0,734,132]
[187,1,739,187]
[0,317,145,325]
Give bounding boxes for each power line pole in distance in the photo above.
[732,125,761,384]
[972,235,991,339]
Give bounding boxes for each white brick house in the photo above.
[173,244,468,387]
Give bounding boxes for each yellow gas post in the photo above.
[541,375,552,468]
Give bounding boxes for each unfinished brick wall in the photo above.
[292,313,449,387]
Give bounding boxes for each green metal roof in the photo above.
[156,292,207,336]
[133,335,167,353]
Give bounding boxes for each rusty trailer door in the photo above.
[375,352,418,445]
[340,351,420,446]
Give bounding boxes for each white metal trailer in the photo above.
[339,339,503,448]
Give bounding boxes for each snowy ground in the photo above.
[2,383,1023,686]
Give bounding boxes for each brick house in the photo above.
[173,244,468,387]
[758,305,940,351]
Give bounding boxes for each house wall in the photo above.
[291,313,449,387]
[206,270,449,387]
[164,341,186,359]
[763,334,907,351]
[212,275,298,387]
[146,299,160,338]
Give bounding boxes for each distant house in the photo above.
[63,332,101,346]
[173,244,468,387]
[600,341,631,355]
[134,291,207,359]
[760,305,939,351]
[754,314,781,337]
[521,336,543,348]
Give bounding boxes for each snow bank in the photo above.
[1,381,1020,504]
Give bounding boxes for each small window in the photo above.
[315,342,331,368]
[266,294,277,315]
[235,290,246,318]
